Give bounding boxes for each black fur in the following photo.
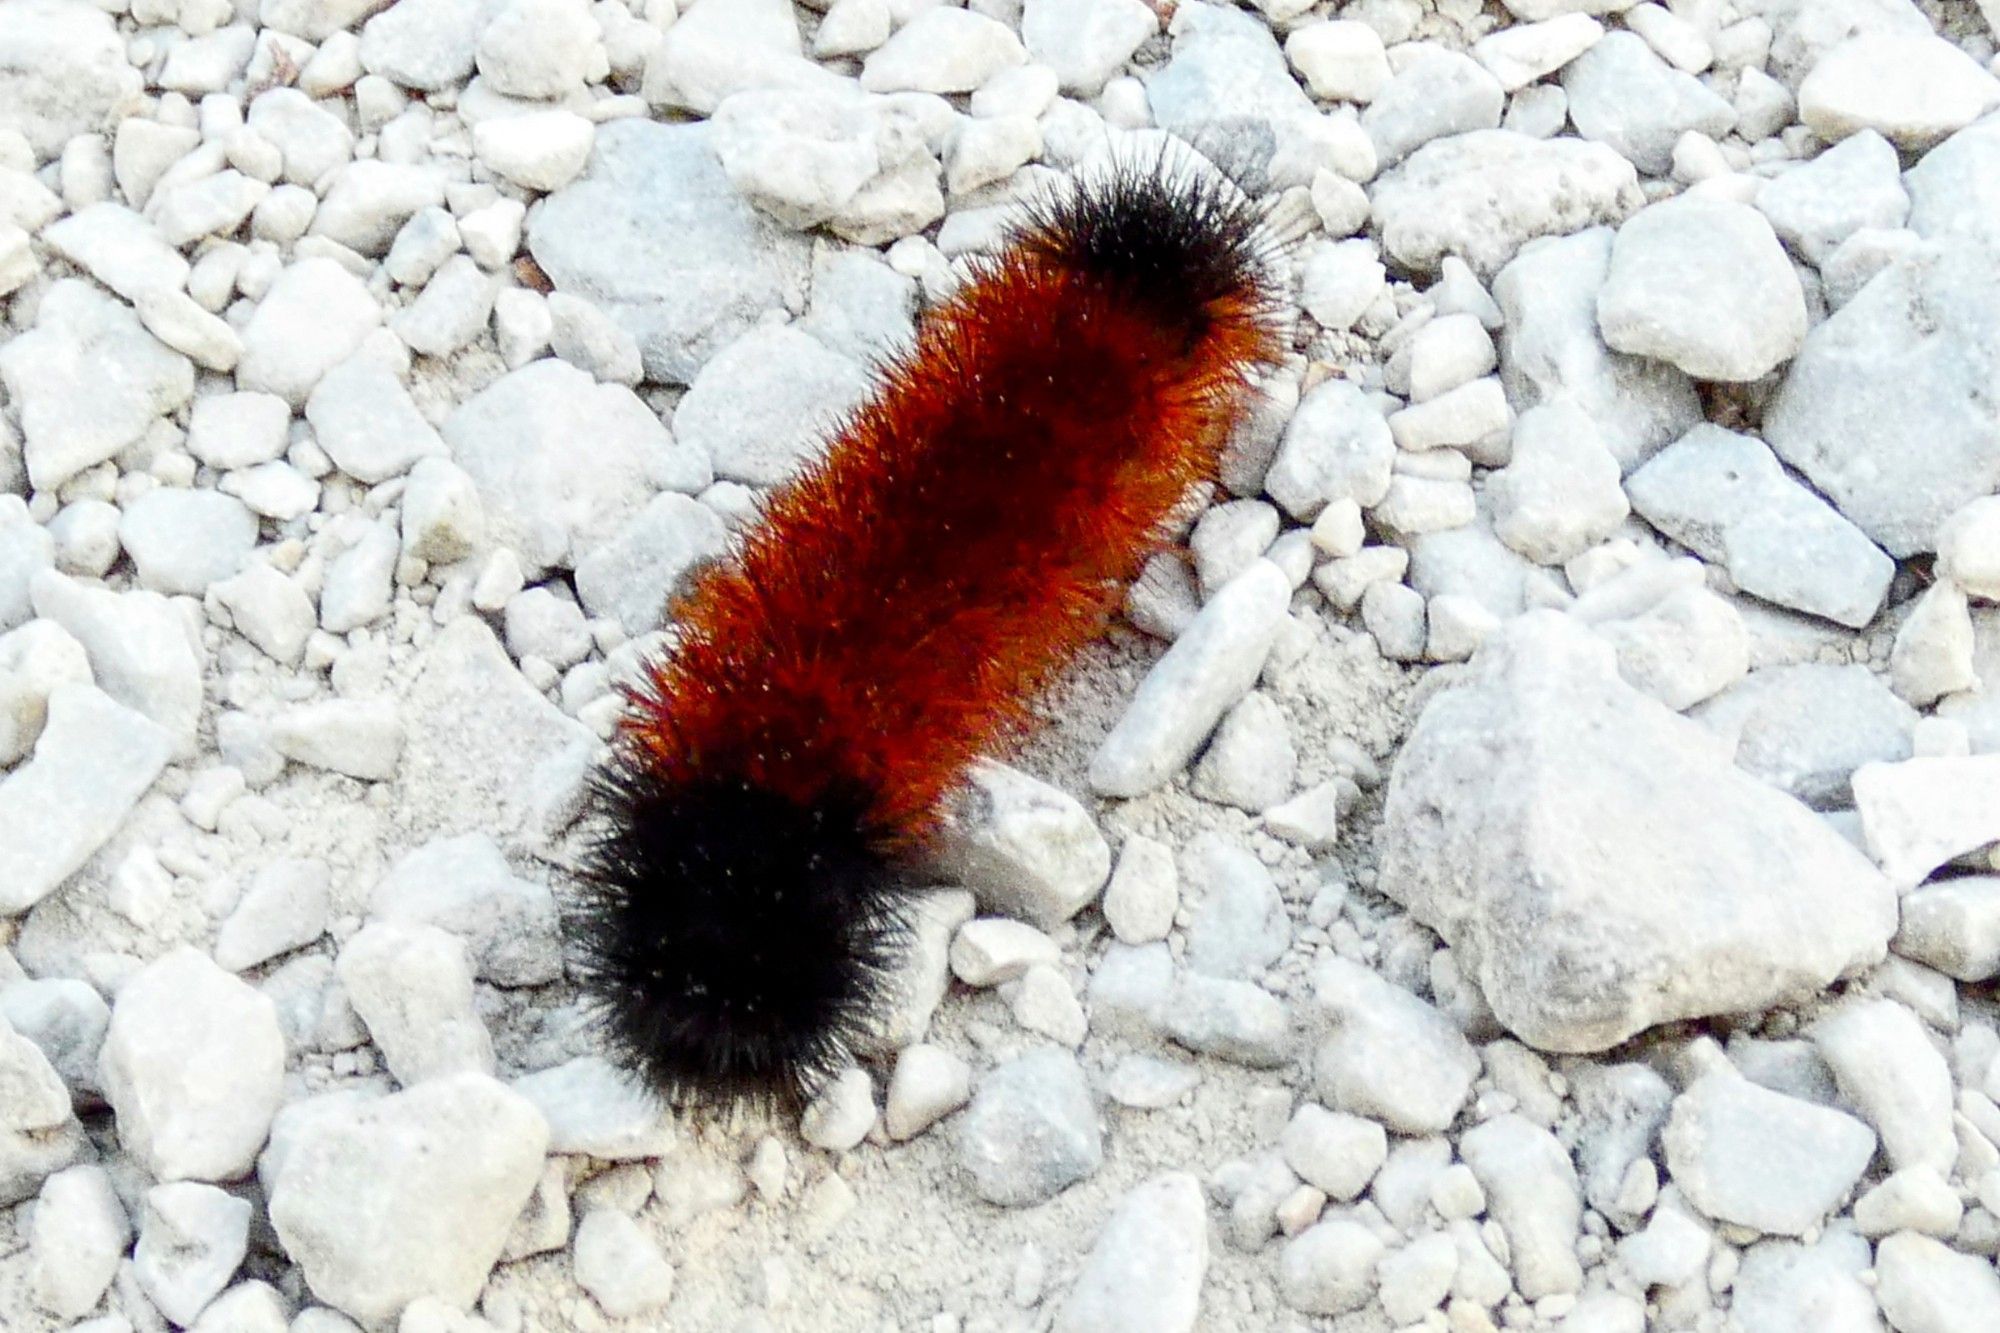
[569,759,917,1112]
[1010,149,1279,344]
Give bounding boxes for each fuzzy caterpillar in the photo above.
[571,153,1287,1110]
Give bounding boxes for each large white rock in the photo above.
[1662,1070,1875,1237]
[528,119,811,385]
[1597,194,1808,383]
[931,759,1111,929]
[1764,237,2000,557]
[441,359,669,578]
[1370,129,1641,279]
[1853,755,2000,889]
[267,1073,549,1323]
[1799,34,2000,151]
[1380,613,1897,1053]
[30,572,202,757]
[0,0,142,161]
[1494,226,1701,472]
[1313,958,1478,1134]
[0,280,194,493]
[368,833,561,987]
[0,685,173,915]
[99,947,286,1183]
[1626,426,1893,628]
[1054,1173,1207,1333]
[672,323,870,486]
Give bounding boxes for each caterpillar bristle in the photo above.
[569,754,916,1112]
[570,145,1286,1115]
[1009,149,1285,344]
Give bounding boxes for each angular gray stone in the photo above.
[1755,129,1910,264]
[1145,2,1314,151]
[1812,997,1956,1176]
[640,0,832,116]
[0,280,194,493]
[28,1162,129,1319]
[1626,426,1894,627]
[1562,31,1734,175]
[1361,50,1504,169]
[510,1056,672,1160]
[234,258,383,409]
[1263,379,1395,520]
[359,0,481,91]
[133,1181,250,1327]
[1181,833,1290,980]
[528,120,811,385]
[214,858,330,973]
[932,759,1111,929]
[1662,1071,1875,1237]
[1090,560,1292,798]
[267,1073,549,1324]
[956,1048,1102,1207]
[0,500,51,633]
[672,324,870,487]
[99,946,286,1183]
[119,488,258,597]
[0,0,143,160]
[1894,876,2000,981]
[305,351,447,485]
[1371,129,1641,280]
[1765,236,2000,556]
[1875,1231,2000,1333]
[1692,664,1915,808]
[1799,33,2000,152]
[1597,195,1808,383]
[1854,754,2000,889]
[0,685,173,915]
[1459,1114,1583,1300]
[1313,958,1478,1134]
[574,492,729,636]
[1730,1231,1879,1333]
[1380,613,1898,1053]
[368,833,561,987]
[1495,227,1701,471]
[1906,117,2000,245]
[1055,1173,1207,1333]
[336,920,494,1086]
[31,573,202,756]
[441,359,668,578]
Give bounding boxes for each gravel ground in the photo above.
[4,0,2000,1330]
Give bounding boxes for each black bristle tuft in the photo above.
[568,758,917,1113]
[1010,147,1280,341]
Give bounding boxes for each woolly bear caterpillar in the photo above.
[572,151,1287,1110]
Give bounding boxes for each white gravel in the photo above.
[6,0,2000,1327]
